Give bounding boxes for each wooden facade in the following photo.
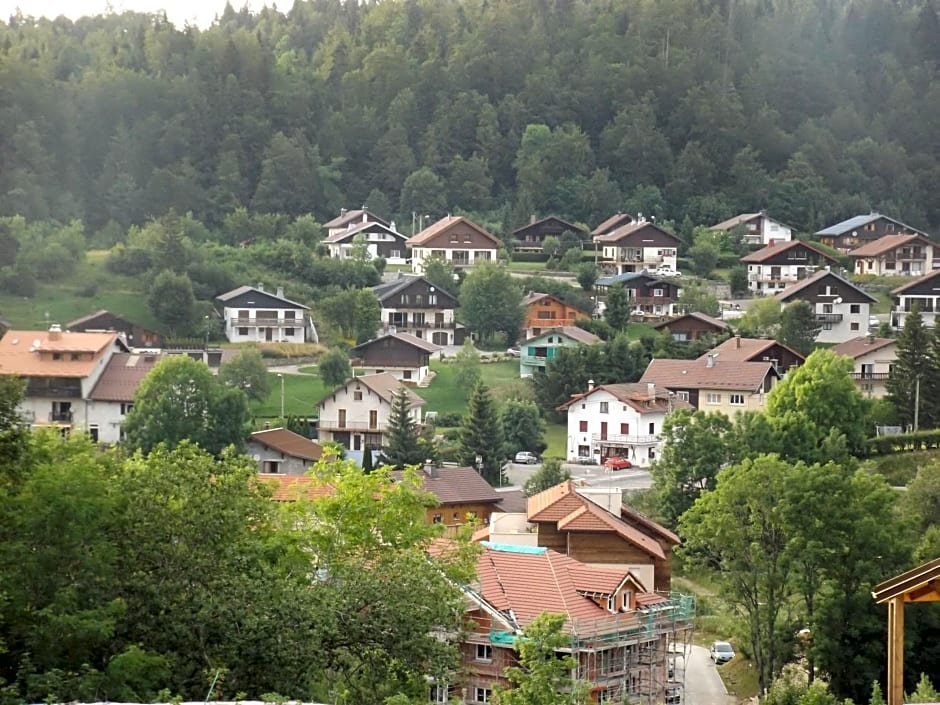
[512,216,585,250]
[523,293,589,336]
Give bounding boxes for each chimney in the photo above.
[868,334,875,344]
[276,286,284,299]
[340,208,347,216]
[706,354,716,368]
[735,335,741,348]
[588,379,595,392]
[424,460,439,479]
[530,214,537,224]
[637,212,644,223]
[48,323,62,341]
[647,382,655,399]
[390,220,396,232]
[257,282,265,292]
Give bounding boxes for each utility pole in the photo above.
[914,376,921,432]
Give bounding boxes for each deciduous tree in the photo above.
[523,458,571,497]
[218,347,270,401]
[500,398,546,457]
[147,269,197,336]
[318,348,352,389]
[459,262,523,345]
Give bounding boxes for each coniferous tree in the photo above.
[379,387,425,470]
[361,444,375,474]
[779,301,822,356]
[887,305,930,429]
[458,381,504,486]
[605,284,631,331]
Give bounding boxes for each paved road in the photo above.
[683,645,734,705]
[503,461,652,493]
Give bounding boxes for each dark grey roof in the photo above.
[216,285,309,309]
[815,213,928,237]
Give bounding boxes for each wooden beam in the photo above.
[906,579,940,603]
[887,596,904,705]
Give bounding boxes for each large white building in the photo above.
[216,284,313,344]
[776,270,876,344]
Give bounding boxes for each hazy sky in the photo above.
[1,0,294,28]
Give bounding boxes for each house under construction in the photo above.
[447,543,694,705]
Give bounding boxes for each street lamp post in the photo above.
[277,373,285,418]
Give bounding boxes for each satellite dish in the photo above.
[252,454,261,461]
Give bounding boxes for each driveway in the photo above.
[682,644,735,705]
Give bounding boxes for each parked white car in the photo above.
[654,267,681,278]
[514,451,539,465]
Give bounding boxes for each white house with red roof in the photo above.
[556,382,693,467]
[831,335,898,399]
[739,240,841,294]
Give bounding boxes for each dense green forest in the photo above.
[1,0,939,240]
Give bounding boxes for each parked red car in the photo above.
[603,456,632,470]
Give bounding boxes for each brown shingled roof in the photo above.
[700,337,805,364]
[89,352,163,401]
[249,428,323,462]
[405,215,500,246]
[524,326,599,346]
[556,382,694,413]
[591,213,635,237]
[775,269,877,303]
[831,336,897,359]
[353,331,442,355]
[739,239,838,264]
[847,234,932,257]
[711,213,760,230]
[399,466,501,506]
[319,372,425,409]
[651,312,732,332]
[639,358,777,392]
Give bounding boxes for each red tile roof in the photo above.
[831,336,897,359]
[257,474,335,501]
[89,352,163,401]
[523,326,600,346]
[556,382,694,413]
[405,215,500,246]
[847,234,931,257]
[700,337,804,364]
[739,238,838,264]
[249,428,324,461]
[0,330,121,378]
[640,358,777,392]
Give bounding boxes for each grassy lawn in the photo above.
[251,372,330,418]
[544,423,566,458]
[624,322,657,340]
[508,261,548,272]
[420,359,521,414]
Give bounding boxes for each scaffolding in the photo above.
[564,593,695,705]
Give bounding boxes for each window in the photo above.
[284,327,295,336]
[599,401,609,414]
[88,425,99,443]
[607,595,617,612]
[621,590,632,610]
[620,422,629,434]
[404,370,413,380]
[391,249,401,259]
[475,688,492,704]
[850,322,860,331]
[648,421,655,434]
[676,391,690,401]
[579,420,588,432]
[120,402,134,415]
[402,294,410,304]
[730,394,745,406]
[429,294,437,305]
[597,689,612,703]
[238,327,249,336]
[52,352,62,360]
[705,393,721,405]
[429,684,448,703]
[432,514,442,524]
[354,390,363,401]
[653,288,664,297]
[475,644,493,661]
[416,295,423,305]
[822,322,833,331]
[578,445,590,457]
[71,353,81,360]
[850,304,861,314]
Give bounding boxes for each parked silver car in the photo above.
[709,640,735,664]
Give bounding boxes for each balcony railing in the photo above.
[521,355,547,366]
[49,410,73,422]
[852,372,891,381]
[382,321,457,330]
[318,419,387,431]
[230,317,301,327]
[591,433,661,446]
[815,313,844,323]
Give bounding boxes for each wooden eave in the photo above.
[872,557,940,603]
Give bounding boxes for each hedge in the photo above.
[865,429,940,456]
[511,252,551,262]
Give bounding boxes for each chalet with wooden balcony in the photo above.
[519,326,600,378]
[739,240,841,294]
[323,207,390,239]
[651,312,732,342]
[849,234,935,277]
[0,326,128,435]
[711,211,793,247]
[556,381,692,467]
[406,216,500,273]
[521,292,591,339]
[831,336,897,399]
[596,271,682,318]
[593,221,681,276]
[511,215,586,252]
[372,274,466,346]
[67,309,163,348]
[315,372,425,452]
[351,331,442,384]
[591,212,636,238]
[776,270,876,344]
[324,219,408,264]
[216,284,313,344]
[815,212,929,253]
[890,269,940,329]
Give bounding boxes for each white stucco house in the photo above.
[556,382,693,467]
[776,270,876,344]
[711,211,793,247]
[216,284,315,344]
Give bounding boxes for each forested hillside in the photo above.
[1,0,939,239]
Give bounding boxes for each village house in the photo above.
[593,221,681,276]
[891,269,940,329]
[815,212,929,253]
[848,234,936,277]
[651,312,732,342]
[85,351,162,443]
[445,541,693,705]
[639,355,780,417]
[701,336,805,376]
[246,427,324,474]
[372,274,465,346]
[556,382,693,467]
[315,372,424,452]
[0,326,129,436]
[216,284,314,344]
[67,309,164,348]
[739,240,841,294]
[711,211,793,247]
[521,292,591,339]
[322,207,390,239]
[406,216,501,273]
[351,331,441,384]
[596,271,682,319]
[591,212,636,239]
[831,336,897,399]
[324,220,409,264]
[398,464,503,532]
[519,326,600,378]
[257,474,335,502]
[776,270,876,344]
[511,215,586,252]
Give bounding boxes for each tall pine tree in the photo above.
[379,387,425,470]
[887,304,930,429]
[458,381,505,486]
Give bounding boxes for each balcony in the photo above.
[49,410,73,422]
[592,433,661,446]
[230,317,301,327]
[521,355,547,367]
[815,313,844,323]
[317,419,388,432]
[382,320,457,330]
[852,372,891,381]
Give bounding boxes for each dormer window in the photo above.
[607,595,616,613]
[52,353,62,360]
[621,590,632,611]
